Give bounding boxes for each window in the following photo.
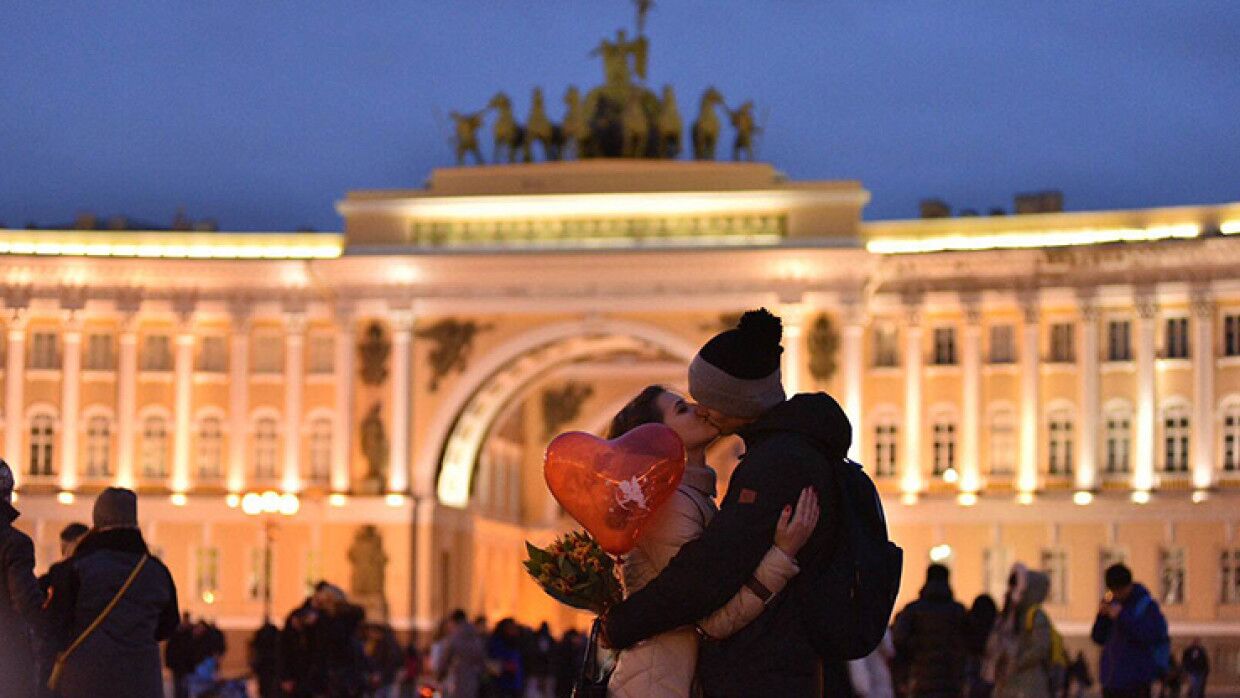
[308,335,334,374]
[983,546,1012,600]
[85,333,114,370]
[29,332,58,369]
[873,419,898,477]
[989,325,1015,364]
[1105,408,1132,474]
[304,549,323,596]
[1163,406,1190,473]
[932,415,956,475]
[198,336,227,373]
[308,417,332,483]
[85,416,111,477]
[141,335,172,371]
[1164,317,1190,359]
[141,416,169,477]
[1160,547,1186,605]
[989,408,1016,475]
[197,547,219,603]
[253,417,279,480]
[248,547,271,603]
[1047,409,1074,476]
[1222,549,1240,604]
[1049,323,1075,363]
[1107,320,1132,361]
[1225,314,1240,358]
[1040,548,1069,604]
[28,413,55,476]
[873,326,899,368]
[1100,547,1128,596]
[252,336,282,374]
[932,327,956,366]
[197,417,223,480]
[1224,404,1240,472]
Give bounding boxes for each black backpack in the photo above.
[800,458,903,661]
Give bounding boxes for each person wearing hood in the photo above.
[601,308,853,696]
[892,564,968,698]
[42,487,180,698]
[0,459,46,698]
[1091,563,1169,698]
[992,566,1053,698]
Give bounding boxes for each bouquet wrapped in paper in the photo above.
[524,529,622,615]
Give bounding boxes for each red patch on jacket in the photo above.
[738,488,758,504]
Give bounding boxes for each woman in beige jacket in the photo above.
[604,385,820,698]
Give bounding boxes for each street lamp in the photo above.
[241,490,300,622]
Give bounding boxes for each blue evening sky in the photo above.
[2,2,1238,231]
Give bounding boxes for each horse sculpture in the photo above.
[561,86,588,160]
[449,110,485,165]
[655,84,682,158]
[488,92,528,163]
[620,88,649,158]
[526,88,563,161]
[691,87,725,160]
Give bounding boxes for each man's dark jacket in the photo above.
[0,500,45,698]
[43,527,179,698]
[891,577,968,698]
[603,392,850,697]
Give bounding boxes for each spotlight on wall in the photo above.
[1073,491,1094,506]
[1131,490,1151,505]
[956,492,978,507]
[328,493,349,507]
[225,493,241,508]
[929,544,954,563]
[56,491,75,505]
[942,467,960,485]
[385,493,408,508]
[1016,491,1035,505]
[900,492,919,506]
[170,493,188,507]
[1192,489,1210,504]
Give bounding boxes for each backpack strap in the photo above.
[49,554,149,691]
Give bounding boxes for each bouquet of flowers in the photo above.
[524,529,622,615]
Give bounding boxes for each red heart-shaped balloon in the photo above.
[544,423,687,555]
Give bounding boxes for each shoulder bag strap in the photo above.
[48,554,149,691]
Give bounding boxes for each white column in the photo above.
[1192,290,1215,490]
[1134,291,1158,493]
[115,314,139,489]
[172,320,194,493]
[331,309,355,493]
[4,312,26,488]
[842,304,865,462]
[960,299,983,494]
[1077,295,1100,491]
[59,316,83,492]
[389,311,413,494]
[282,313,305,493]
[901,303,923,496]
[227,312,250,493]
[780,302,807,396]
[1018,295,1041,495]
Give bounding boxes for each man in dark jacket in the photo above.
[1181,639,1208,698]
[602,308,851,696]
[43,487,180,698]
[1091,563,1168,698]
[0,459,46,698]
[891,564,968,698]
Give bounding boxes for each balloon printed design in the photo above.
[543,423,686,555]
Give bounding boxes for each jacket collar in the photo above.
[680,464,717,499]
[74,526,150,559]
[0,499,17,527]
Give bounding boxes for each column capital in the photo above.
[284,312,307,336]
[1075,288,1100,321]
[838,293,867,328]
[4,284,32,312]
[62,312,84,336]
[333,301,357,329]
[901,291,923,327]
[172,291,198,328]
[389,309,415,335]
[6,308,28,334]
[959,291,983,326]
[1017,289,1040,324]
[1134,287,1158,320]
[58,285,88,313]
[1190,287,1214,319]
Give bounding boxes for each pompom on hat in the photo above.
[688,308,786,419]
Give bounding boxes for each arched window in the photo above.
[989,407,1015,475]
[931,412,957,476]
[872,414,899,478]
[1163,405,1190,473]
[1223,403,1240,472]
[28,412,56,477]
[141,416,169,478]
[253,417,279,481]
[1047,408,1074,476]
[85,415,112,478]
[197,417,223,481]
[1105,405,1132,475]
[307,417,332,484]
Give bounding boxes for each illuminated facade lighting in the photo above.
[1016,491,1035,505]
[929,544,953,563]
[170,493,188,506]
[900,492,919,506]
[956,492,978,507]
[1221,220,1240,235]
[56,491,75,505]
[1192,490,1210,504]
[942,467,960,485]
[225,493,241,509]
[1073,491,1094,506]
[328,493,349,507]
[385,493,408,508]
[0,229,343,259]
[866,224,1200,255]
[1131,490,1152,505]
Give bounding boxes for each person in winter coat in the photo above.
[1091,563,1169,698]
[0,459,46,698]
[279,603,320,696]
[249,620,281,698]
[849,627,896,698]
[43,487,179,698]
[992,568,1053,698]
[892,564,968,698]
[1181,639,1208,698]
[439,609,487,698]
[965,594,999,698]
[554,629,586,698]
[602,309,853,697]
[604,385,819,698]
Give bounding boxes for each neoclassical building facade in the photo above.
[6,161,1240,673]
